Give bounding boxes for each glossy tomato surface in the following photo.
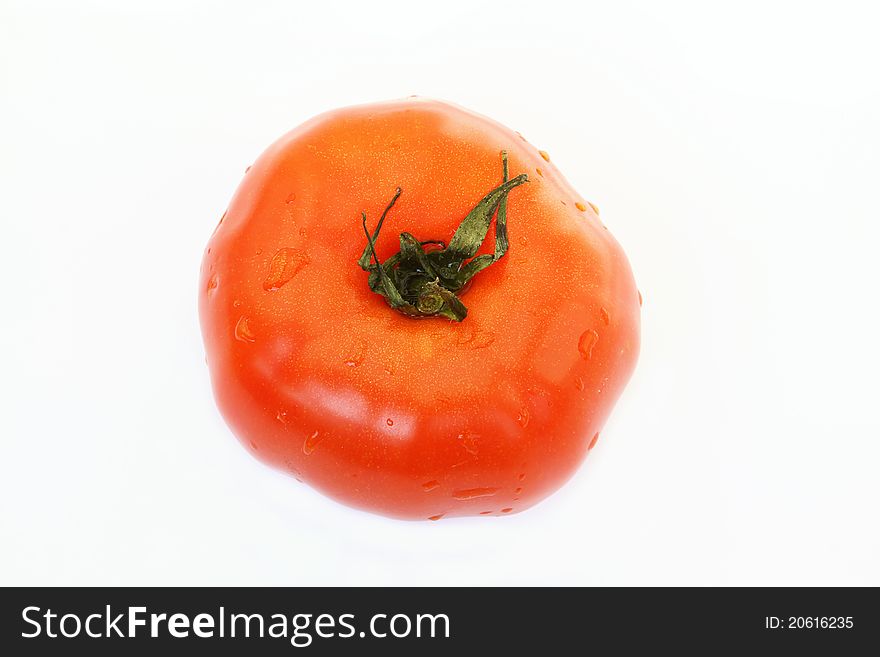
[199,98,640,520]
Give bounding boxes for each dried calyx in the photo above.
[357,151,528,321]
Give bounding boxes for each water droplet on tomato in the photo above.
[471,330,495,349]
[514,487,523,495]
[457,432,479,455]
[600,306,610,325]
[303,430,322,455]
[518,473,526,481]
[479,510,493,515]
[206,275,218,293]
[535,167,544,177]
[245,165,252,173]
[589,202,600,215]
[234,316,255,343]
[422,480,440,492]
[575,202,587,212]
[538,150,550,162]
[501,507,513,513]
[386,418,394,427]
[276,410,288,424]
[233,299,242,308]
[343,338,367,367]
[575,377,585,391]
[256,248,262,255]
[638,290,643,306]
[578,329,599,360]
[427,514,444,521]
[453,326,474,346]
[263,247,310,291]
[285,192,296,204]
[453,487,498,501]
[589,432,600,450]
[516,407,530,428]
[249,440,258,451]
[212,211,226,235]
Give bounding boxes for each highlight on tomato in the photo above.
[199,98,640,520]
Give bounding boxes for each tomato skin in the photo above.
[200,98,640,520]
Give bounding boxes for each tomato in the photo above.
[199,98,640,520]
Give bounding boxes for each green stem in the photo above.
[357,151,528,322]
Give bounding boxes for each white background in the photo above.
[2,0,878,586]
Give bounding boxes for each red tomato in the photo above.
[199,98,640,520]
